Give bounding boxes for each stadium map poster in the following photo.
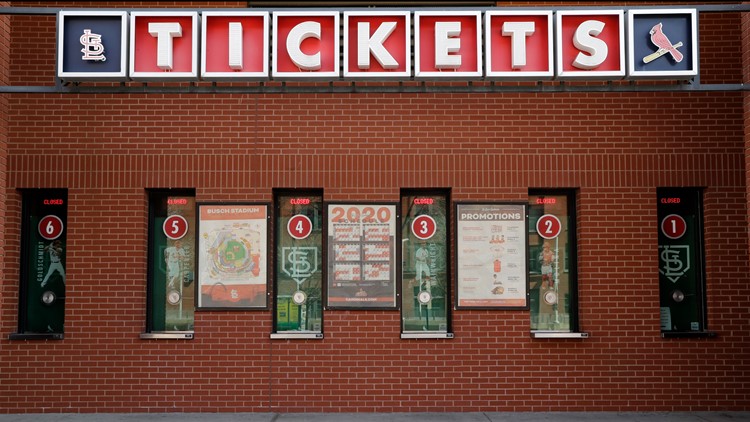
[455,203,529,309]
[197,203,269,309]
[326,203,398,309]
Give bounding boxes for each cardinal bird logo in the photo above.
[643,22,684,64]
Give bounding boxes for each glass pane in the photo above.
[401,193,449,333]
[22,190,68,334]
[275,193,323,332]
[528,193,571,332]
[149,193,196,332]
[657,188,705,332]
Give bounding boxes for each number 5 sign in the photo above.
[163,215,189,240]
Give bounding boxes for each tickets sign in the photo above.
[57,8,698,82]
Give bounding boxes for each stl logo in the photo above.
[643,22,683,64]
[80,29,106,62]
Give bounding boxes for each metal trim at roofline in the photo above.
[0,4,747,94]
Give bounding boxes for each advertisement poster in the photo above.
[456,203,528,309]
[197,204,268,309]
[327,203,397,308]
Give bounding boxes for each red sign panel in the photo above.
[415,11,481,78]
[273,12,340,78]
[343,12,410,78]
[202,12,268,79]
[130,12,198,80]
[485,12,553,79]
[556,11,625,79]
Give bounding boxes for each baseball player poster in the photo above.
[197,204,268,309]
[455,203,529,309]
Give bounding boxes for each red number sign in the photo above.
[163,215,189,240]
[411,215,436,240]
[288,214,313,240]
[661,214,687,240]
[536,214,562,239]
[38,215,64,241]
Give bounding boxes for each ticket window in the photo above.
[657,188,712,337]
[528,190,579,334]
[142,189,196,339]
[271,189,324,338]
[10,189,68,340]
[400,189,451,338]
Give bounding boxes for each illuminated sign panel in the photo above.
[485,11,553,79]
[201,11,269,80]
[627,9,697,79]
[343,11,411,78]
[57,11,128,81]
[129,12,198,81]
[556,10,625,79]
[272,11,340,79]
[57,8,698,82]
[414,11,482,78]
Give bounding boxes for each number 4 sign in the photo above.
[536,214,562,239]
[288,214,313,240]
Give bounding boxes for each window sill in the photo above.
[661,331,717,339]
[531,331,589,339]
[270,332,323,340]
[8,332,64,340]
[401,332,454,339]
[140,332,194,340]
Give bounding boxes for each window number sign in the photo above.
[661,214,687,239]
[411,214,436,240]
[38,215,64,240]
[536,214,562,239]
[288,214,313,240]
[163,215,189,240]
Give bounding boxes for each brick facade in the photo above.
[0,1,748,413]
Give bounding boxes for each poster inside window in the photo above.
[327,203,398,309]
[274,191,323,333]
[197,203,268,309]
[148,191,196,332]
[400,191,449,333]
[17,189,68,337]
[455,203,528,309]
[528,192,575,332]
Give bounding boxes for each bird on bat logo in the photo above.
[643,22,684,64]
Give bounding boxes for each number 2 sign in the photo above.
[536,214,562,239]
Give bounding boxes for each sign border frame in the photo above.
[195,202,271,311]
[325,201,400,311]
[454,201,530,311]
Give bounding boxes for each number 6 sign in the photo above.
[536,214,562,239]
[38,215,64,240]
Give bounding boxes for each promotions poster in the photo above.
[327,203,397,309]
[197,204,268,309]
[456,203,528,309]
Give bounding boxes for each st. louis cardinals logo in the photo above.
[281,246,319,285]
[643,22,683,64]
[659,245,690,283]
[80,29,106,62]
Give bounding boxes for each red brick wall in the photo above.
[0,1,748,414]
